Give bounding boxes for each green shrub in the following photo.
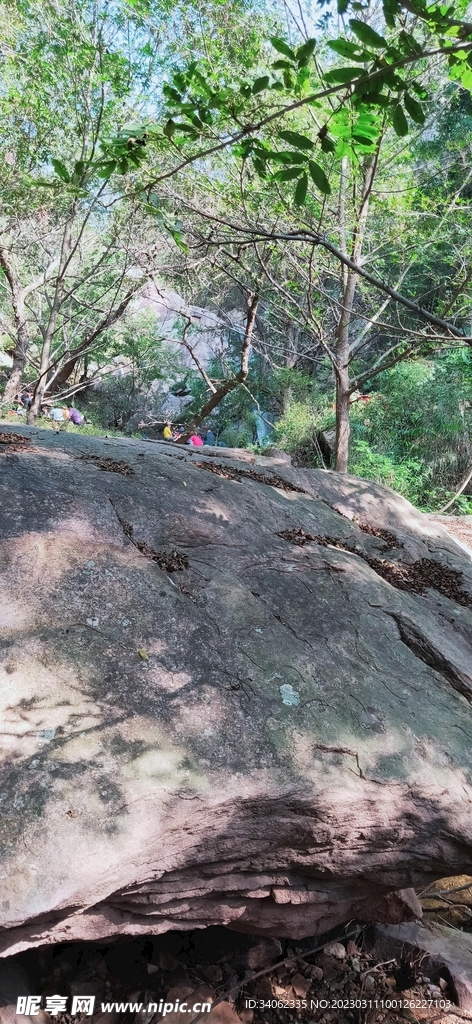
[451,495,472,515]
[349,440,424,504]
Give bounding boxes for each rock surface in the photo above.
[371,921,472,1010]
[1,427,472,956]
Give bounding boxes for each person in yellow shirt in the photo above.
[163,421,173,440]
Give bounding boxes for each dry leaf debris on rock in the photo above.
[108,504,190,572]
[134,544,190,572]
[1,928,459,1024]
[364,556,472,608]
[277,529,318,547]
[0,430,32,453]
[277,530,472,607]
[77,454,135,475]
[356,523,401,549]
[194,461,307,494]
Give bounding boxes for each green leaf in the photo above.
[270,36,296,61]
[404,93,425,124]
[253,157,267,177]
[163,84,182,104]
[335,139,355,158]
[72,160,86,182]
[267,150,307,163]
[327,38,365,58]
[278,129,314,150]
[391,103,408,136]
[164,119,176,138]
[460,67,472,90]
[252,75,270,94]
[172,123,198,135]
[321,135,336,153]
[353,114,380,138]
[398,30,423,54]
[283,70,295,88]
[96,161,117,179]
[173,72,188,92]
[296,67,310,90]
[355,91,390,107]
[276,166,303,181]
[51,158,70,183]
[294,172,308,205]
[308,160,331,194]
[411,82,428,99]
[197,106,212,125]
[352,133,377,146]
[169,228,188,253]
[323,67,361,84]
[121,123,147,138]
[126,150,141,167]
[296,39,316,66]
[383,0,400,27]
[272,59,293,70]
[237,144,254,160]
[349,19,387,48]
[337,0,350,12]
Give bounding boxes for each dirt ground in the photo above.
[0,926,465,1024]
[428,516,472,554]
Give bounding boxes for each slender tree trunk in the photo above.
[334,155,377,472]
[177,291,259,441]
[335,270,356,473]
[46,284,142,397]
[28,212,76,423]
[282,323,298,412]
[334,373,351,472]
[0,247,30,404]
[48,354,81,394]
[28,315,57,423]
[3,336,28,404]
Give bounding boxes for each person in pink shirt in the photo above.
[188,433,204,446]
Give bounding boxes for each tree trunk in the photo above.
[49,355,81,394]
[3,345,28,405]
[0,247,30,404]
[335,369,351,474]
[334,269,356,473]
[28,319,56,424]
[44,283,142,400]
[334,155,377,472]
[177,292,259,441]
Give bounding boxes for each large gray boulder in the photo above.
[1,427,472,957]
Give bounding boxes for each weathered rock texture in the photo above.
[371,922,472,1010]
[1,428,472,956]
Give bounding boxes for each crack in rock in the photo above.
[194,461,308,493]
[392,614,472,701]
[109,499,189,571]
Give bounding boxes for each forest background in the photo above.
[1,0,472,512]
